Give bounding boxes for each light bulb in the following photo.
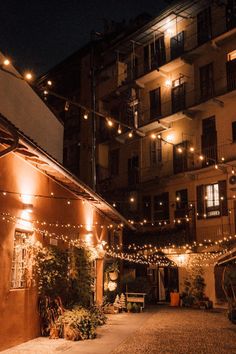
[3,59,10,66]
[25,72,33,80]
[128,131,133,138]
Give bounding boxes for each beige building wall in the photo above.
[0,52,64,162]
[0,149,119,350]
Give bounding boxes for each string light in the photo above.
[107,119,113,127]
[128,131,133,138]
[47,80,52,86]
[25,72,33,81]
[117,125,122,134]
[3,58,10,66]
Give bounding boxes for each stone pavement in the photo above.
[2,306,236,354]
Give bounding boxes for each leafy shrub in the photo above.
[89,304,107,326]
[127,302,132,312]
[56,306,96,340]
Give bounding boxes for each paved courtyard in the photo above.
[2,306,236,354]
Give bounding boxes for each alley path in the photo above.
[2,306,236,354]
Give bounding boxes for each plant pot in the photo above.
[109,271,118,281]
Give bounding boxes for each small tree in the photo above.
[113,294,121,311]
[120,293,126,311]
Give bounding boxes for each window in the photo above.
[142,196,152,220]
[226,0,236,30]
[175,189,188,218]
[201,116,217,166]
[206,184,219,210]
[110,149,119,176]
[11,230,32,288]
[143,36,166,73]
[149,87,161,120]
[171,79,185,113]
[173,141,191,174]
[197,7,212,45]
[232,121,236,141]
[196,180,228,219]
[199,63,214,100]
[150,137,162,165]
[154,192,169,221]
[170,31,185,60]
[227,50,236,91]
[128,155,139,185]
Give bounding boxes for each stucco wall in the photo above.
[0,52,64,163]
[0,151,113,350]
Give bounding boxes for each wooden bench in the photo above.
[126,292,146,311]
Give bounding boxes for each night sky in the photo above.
[0,0,168,76]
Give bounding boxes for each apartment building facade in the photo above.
[38,0,236,304]
[95,0,236,304]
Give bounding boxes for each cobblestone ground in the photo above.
[112,307,236,354]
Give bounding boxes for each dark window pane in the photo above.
[172,83,185,113]
[154,192,169,221]
[197,7,212,45]
[226,0,236,30]
[142,196,152,220]
[173,141,190,174]
[232,121,236,141]
[201,116,217,166]
[128,156,139,185]
[200,63,214,100]
[149,87,161,119]
[175,189,188,218]
[110,149,119,176]
[227,59,236,91]
[170,31,185,60]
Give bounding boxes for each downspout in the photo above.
[0,115,19,158]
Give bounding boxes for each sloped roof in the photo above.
[0,113,134,229]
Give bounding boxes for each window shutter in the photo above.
[218,180,228,216]
[196,185,204,219]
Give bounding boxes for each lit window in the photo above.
[206,183,219,208]
[227,50,236,62]
[11,230,32,289]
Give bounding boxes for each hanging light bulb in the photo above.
[189,147,194,152]
[47,80,52,86]
[151,133,156,140]
[107,119,113,127]
[128,131,133,138]
[199,155,204,160]
[165,79,172,87]
[3,58,10,66]
[177,147,183,153]
[83,111,88,119]
[25,72,33,81]
[117,125,122,134]
[64,101,70,111]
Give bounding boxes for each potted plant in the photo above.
[106,261,119,281]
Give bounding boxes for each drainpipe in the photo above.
[0,115,19,158]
